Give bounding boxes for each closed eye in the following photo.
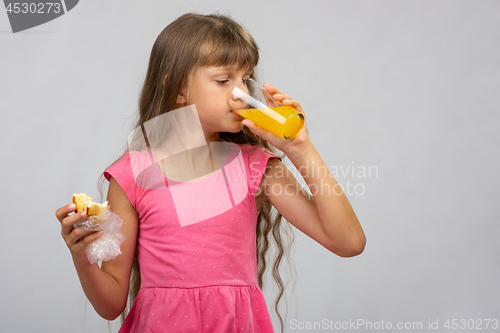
[216,80,229,85]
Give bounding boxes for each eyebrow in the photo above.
[210,66,252,74]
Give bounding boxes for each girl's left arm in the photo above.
[242,83,366,257]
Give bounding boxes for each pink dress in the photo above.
[103,142,280,333]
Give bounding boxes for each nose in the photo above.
[230,80,250,109]
[230,93,248,110]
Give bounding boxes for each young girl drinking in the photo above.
[56,13,365,333]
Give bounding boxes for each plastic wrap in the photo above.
[73,206,126,264]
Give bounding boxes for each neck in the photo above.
[204,130,220,143]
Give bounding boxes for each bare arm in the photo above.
[261,147,365,257]
[244,83,366,257]
[56,177,138,320]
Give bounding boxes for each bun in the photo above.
[73,193,108,218]
[73,193,93,213]
[87,201,108,216]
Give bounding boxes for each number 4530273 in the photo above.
[443,319,498,330]
[6,3,62,14]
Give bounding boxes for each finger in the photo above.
[63,224,88,246]
[242,119,281,147]
[272,93,292,104]
[282,98,303,111]
[71,230,104,254]
[61,210,88,236]
[55,203,77,223]
[64,225,99,249]
[273,95,304,114]
[242,118,267,138]
[263,82,283,95]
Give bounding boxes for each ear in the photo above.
[164,73,187,104]
[176,91,187,105]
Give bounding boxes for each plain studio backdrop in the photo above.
[1,1,499,332]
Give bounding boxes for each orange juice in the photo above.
[235,106,304,140]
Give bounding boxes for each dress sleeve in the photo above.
[103,152,137,208]
[245,145,282,196]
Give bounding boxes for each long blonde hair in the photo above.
[97,13,296,333]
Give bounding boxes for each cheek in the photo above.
[193,91,221,109]
[186,86,208,105]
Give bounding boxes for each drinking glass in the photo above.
[232,78,304,140]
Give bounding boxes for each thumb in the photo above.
[242,119,255,130]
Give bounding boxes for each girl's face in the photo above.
[182,65,253,142]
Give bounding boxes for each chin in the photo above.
[226,123,244,133]
[220,127,244,137]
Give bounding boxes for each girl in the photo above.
[56,13,365,333]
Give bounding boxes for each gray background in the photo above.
[1,0,499,332]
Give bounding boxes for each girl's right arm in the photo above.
[56,176,139,320]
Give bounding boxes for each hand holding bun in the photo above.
[57,193,124,264]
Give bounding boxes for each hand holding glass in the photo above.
[232,79,304,140]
